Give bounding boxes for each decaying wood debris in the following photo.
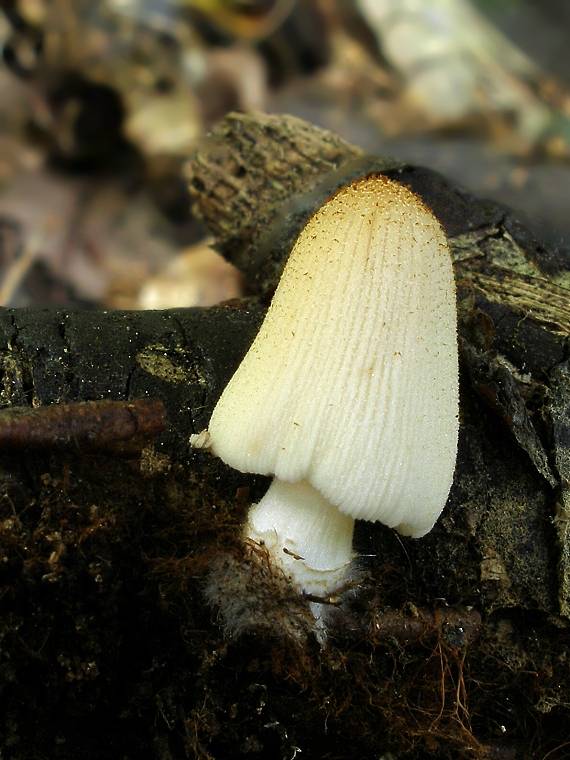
[1,112,570,759]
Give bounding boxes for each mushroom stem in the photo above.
[245,478,355,596]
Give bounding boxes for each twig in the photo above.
[0,399,166,452]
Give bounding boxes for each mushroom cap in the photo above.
[208,175,459,537]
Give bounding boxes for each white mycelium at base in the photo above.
[207,175,459,594]
[245,478,355,596]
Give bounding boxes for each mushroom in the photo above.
[195,174,459,597]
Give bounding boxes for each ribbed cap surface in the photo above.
[209,175,459,537]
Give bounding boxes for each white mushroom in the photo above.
[197,175,459,597]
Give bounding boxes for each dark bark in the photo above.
[1,112,570,760]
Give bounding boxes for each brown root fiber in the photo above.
[2,113,570,758]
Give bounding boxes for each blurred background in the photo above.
[0,0,569,310]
